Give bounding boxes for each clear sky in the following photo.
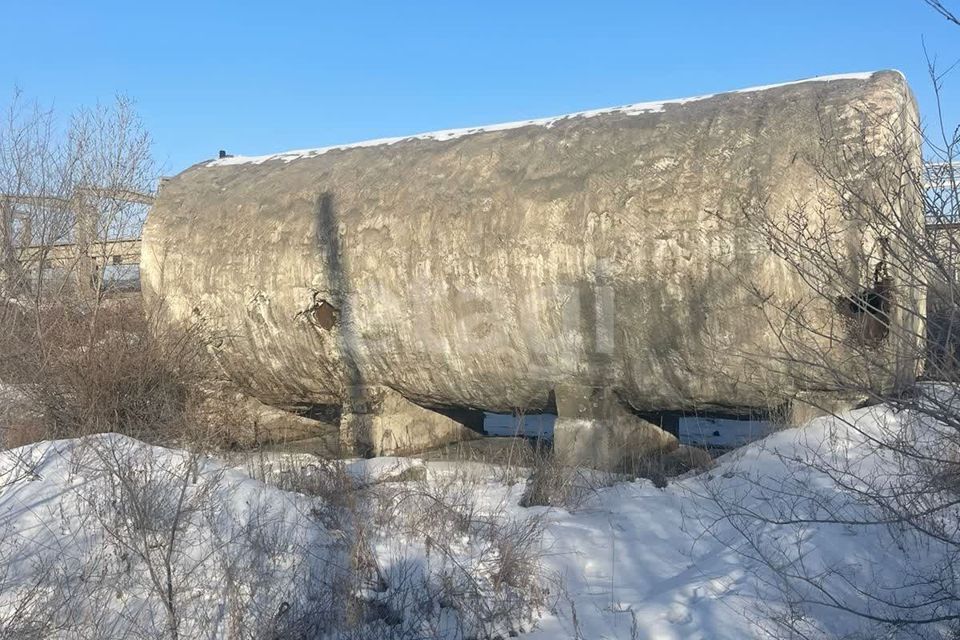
[1,1,957,176]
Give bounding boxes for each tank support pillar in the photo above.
[779,392,862,428]
[553,383,677,471]
[340,385,481,457]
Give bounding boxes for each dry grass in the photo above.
[621,445,715,488]
[520,443,714,507]
[27,302,203,444]
[239,451,552,639]
[0,294,232,450]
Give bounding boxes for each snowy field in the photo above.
[0,403,955,638]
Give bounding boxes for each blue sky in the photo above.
[1,1,957,175]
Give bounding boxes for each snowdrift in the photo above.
[0,402,955,638]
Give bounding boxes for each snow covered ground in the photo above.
[524,405,957,639]
[0,402,955,638]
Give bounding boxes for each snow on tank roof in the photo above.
[209,71,878,167]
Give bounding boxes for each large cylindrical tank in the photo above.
[142,70,923,416]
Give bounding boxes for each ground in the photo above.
[0,400,955,639]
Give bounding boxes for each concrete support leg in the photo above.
[553,383,677,471]
[780,392,862,429]
[196,382,340,454]
[340,385,481,457]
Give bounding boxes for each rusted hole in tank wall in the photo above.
[836,262,893,345]
[309,299,339,331]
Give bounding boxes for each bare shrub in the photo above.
[377,470,550,639]
[0,525,62,640]
[25,303,207,444]
[520,441,713,507]
[694,8,960,635]
[0,88,169,447]
[519,449,594,509]
[0,410,554,639]
[618,444,715,489]
[0,91,153,303]
[245,453,553,639]
[26,435,345,640]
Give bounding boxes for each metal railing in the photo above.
[5,187,154,267]
[925,161,959,226]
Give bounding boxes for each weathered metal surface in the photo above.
[142,71,924,424]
